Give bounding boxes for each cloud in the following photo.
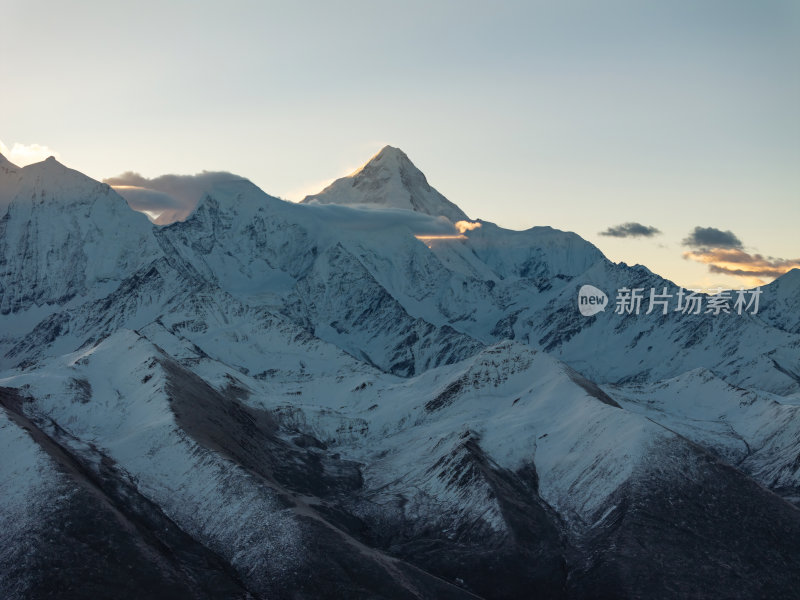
[682,226,743,249]
[454,220,482,233]
[103,171,150,187]
[414,220,481,244]
[599,222,661,238]
[680,225,799,284]
[683,248,800,285]
[683,248,800,280]
[305,203,458,235]
[104,170,249,224]
[110,186,186,222]
[0,139,60,167]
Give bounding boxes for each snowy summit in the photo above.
[302,145,469,222]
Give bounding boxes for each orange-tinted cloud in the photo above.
[683,247,800,281]
[454,220,482,234]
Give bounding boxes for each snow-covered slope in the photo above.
[758,268,800,335]
[2,149,800,598]
[0,331,483,598]
[465,221,605,283]
[521,260,800,395]
[302,146,469,222]
[606,368,800,503]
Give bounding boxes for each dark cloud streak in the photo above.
[682,226,743,249]
[599,222,661,238]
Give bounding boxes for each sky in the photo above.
[1,0,798,290]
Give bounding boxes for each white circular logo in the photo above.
[578,285,608,316]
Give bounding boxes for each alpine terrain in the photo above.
[1,145,799,599]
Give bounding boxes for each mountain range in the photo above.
[1,145,799,599]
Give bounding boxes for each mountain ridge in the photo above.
[1,148,799,598]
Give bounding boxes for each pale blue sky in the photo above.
[1,0,798,288]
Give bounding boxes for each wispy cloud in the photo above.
[0,139,60,167]
[682,226,742,249]
[104,171,248,224]
[110,185,186,222]
[599,222,661,238]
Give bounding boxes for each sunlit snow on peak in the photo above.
[0,138,61,167]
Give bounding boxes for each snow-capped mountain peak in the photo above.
[13,156,108,204]
[0,158,160,314]
[302,145,469,222]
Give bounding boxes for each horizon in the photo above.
[2,0,797,290]
[0,144,795,292]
